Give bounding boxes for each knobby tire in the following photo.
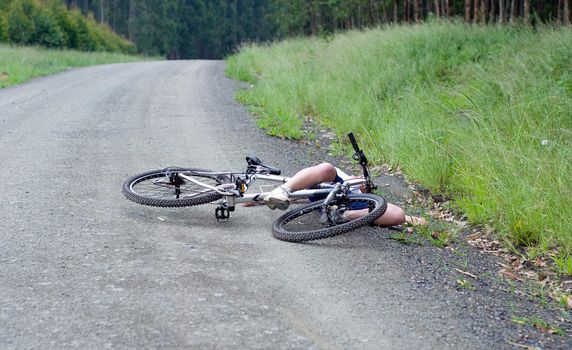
[272,193,387,242]
[122,168,225,207]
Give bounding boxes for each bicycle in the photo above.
[122,133,387,242]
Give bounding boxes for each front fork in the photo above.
[320,184,343,222]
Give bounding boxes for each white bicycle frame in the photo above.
[178,171,368,209]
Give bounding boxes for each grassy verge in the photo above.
[226,22,572,258]
[0,44,153,88]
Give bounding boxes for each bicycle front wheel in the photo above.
[272,193,387,242]
[122,168,227,207]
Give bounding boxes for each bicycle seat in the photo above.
[246,155,281,175]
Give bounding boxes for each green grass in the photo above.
[0,44,153,88]
[456,278,476,291]
[512,315,565,335]
[226,22,572,256]
[552,253,572,277]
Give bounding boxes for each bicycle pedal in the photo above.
[215,206,231,220]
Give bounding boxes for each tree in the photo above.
[15,0,566,60]
[523,0,530,23]
[7,1,35,44]
[0,15,8,42]
[49,1,79,48]
[32,6,66,48]
[465,0,471,22]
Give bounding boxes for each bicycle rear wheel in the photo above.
[272,193,387,242]
[122,168,227,207]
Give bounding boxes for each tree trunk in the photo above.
[233,0,238,46]
[480,0,486,23]
[445,0,450,17]
[499,0,504,23]
[369,0,378,24]
[100,0,104,24]
[510,0,516,23]
[473,0,479,23]
[523,0,530,23]
[393,0,398,22]
[536,0,544,21]
[128,0,136,41]
[465,0,471,22]
[310,2,317,35]
[413,0,420,22]
[565,0,571,24]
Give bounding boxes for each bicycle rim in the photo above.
[272,194,387,242]
[122,168,226,207]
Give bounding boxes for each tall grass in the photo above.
[0,44,151,88]
[226,22,572,254]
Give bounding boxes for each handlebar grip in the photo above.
[347,132,360,153]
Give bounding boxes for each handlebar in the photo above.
[347,132,368,167]
[348,132,360,154]
[347,132,376,193]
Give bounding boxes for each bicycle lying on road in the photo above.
[122,133,387,242]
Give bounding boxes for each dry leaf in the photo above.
[507,341,540,350]
[467,233,480,241]
[535,325,556,334]
[506,341,542,350]
[496,262,510,269]
[511,259,523,270]
[567,295,572,309]
[499,269,524,281]
[535,257,546,267]
[538,274,549,286]
[455,268,478,279]
[429,209,442,219]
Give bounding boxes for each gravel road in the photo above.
[0,61,569,349]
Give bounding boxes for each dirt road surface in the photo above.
[0,61,569,349]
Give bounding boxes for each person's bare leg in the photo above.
[375,203,406,225]
[281,162,337,191]
[344,203,406,226]
[264,163,337,209]
[344,204,426,226]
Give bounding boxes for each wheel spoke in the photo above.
[123,168,225,207]
[272,194,387,242]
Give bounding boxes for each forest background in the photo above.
[1,0,570,59]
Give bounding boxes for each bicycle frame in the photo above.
[123,132,382,224]
[178,170,369,219]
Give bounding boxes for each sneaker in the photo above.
[264,186,290,210]
[319,206,349,225]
